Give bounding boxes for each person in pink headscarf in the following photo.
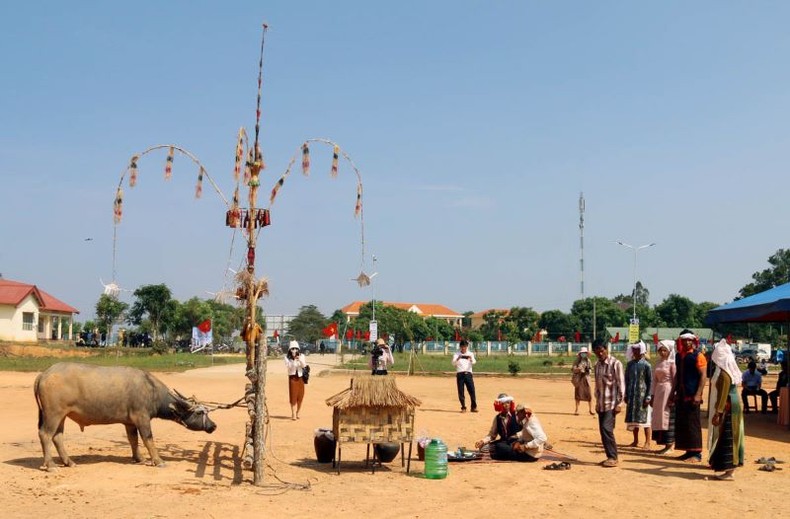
[651,340,677,455]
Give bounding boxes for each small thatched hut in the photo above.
[325,375,422,474]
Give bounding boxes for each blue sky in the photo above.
[2,2,789,321]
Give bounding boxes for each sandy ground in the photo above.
[1,354,787,519]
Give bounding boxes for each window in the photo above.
[23,312,34,331]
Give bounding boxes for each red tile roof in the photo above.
[341,301,462,318]
[470,308,511,318]
[0,279,79,314]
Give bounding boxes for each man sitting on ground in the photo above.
[510,404,548,462]
[474,393,521,460]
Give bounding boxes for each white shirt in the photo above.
[368,346,394,371]
[285,354,307,376]
[516,414,548,458]
[452,350,476,373]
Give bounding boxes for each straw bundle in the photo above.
[234,270,269,301]
[325,376,422,410]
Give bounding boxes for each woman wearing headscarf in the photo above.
[625,341,652,449]
[571,347,594,415]
[284,341,308,420]
[651,340,677,455]
[707,339,744,481]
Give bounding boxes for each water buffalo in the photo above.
[34,362,217,471]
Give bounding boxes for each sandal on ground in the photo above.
[759,464,782,472]
[558,461,571,470]
[755,457,784,464]
[543,463,564,471]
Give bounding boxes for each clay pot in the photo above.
[374,442,400,463]
[314,434,336,463]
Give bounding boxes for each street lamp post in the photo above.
[616,241,656,321]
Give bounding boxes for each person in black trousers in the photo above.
[452,340,478,413]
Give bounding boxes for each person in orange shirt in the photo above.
[671,329,707,463]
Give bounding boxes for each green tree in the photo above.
[655,294,698,328]
[480,310,508,341]
[505,306,541,341]
[170,297,212,340]
[739,249,790,298]
[287,305,327,343]
[95,294,128,336]
[127,284,175,341]
[570,297,629,339]
[538,310,581,341]
[424,316,454,341]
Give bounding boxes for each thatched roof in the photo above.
[325,376,422,410]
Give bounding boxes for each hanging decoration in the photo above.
[243,147,253,184]
[331,145,339,178]
[195,166,205,199]
[354,182,362,218]
[113,187,124,224]
[128,155,139,187]
[301,143,310,176]
[165,146,175,180]
[234,128,246,181]
[266,138,368,287]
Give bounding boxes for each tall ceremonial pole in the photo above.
[247,23,268,486]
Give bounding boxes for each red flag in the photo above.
[345,329,353,340]
[364,330,370,340]
[652,333,659,346]
[612,332,620,343]
[356,329,363,339]
[273,329,279,339]
[197,319,211,333]
[321,322,338,338]
[574,330,581,343]
[454,328,461,341]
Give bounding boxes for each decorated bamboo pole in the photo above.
[248,24,268,487]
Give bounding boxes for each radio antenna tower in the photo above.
[579,192,585,299]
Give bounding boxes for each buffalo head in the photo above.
[170,390,217,433]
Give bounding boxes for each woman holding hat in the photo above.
[284,340,308,420]
[571,347,594,415]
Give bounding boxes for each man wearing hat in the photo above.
[368,337,394,375]
[671,328,707,463]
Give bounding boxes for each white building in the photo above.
[0,278,79,342]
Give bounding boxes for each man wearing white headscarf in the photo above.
[475,393,521,460]
[651,340,677,455]
[625,341,652,449]
[707,339,745,481]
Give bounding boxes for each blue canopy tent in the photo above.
[705,282,790,429]
[706,282,790,325]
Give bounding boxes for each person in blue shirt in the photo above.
[741,360,768,413]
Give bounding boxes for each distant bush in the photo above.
[507,360,521,376]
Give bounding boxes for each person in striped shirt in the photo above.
[593,338,625,467]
